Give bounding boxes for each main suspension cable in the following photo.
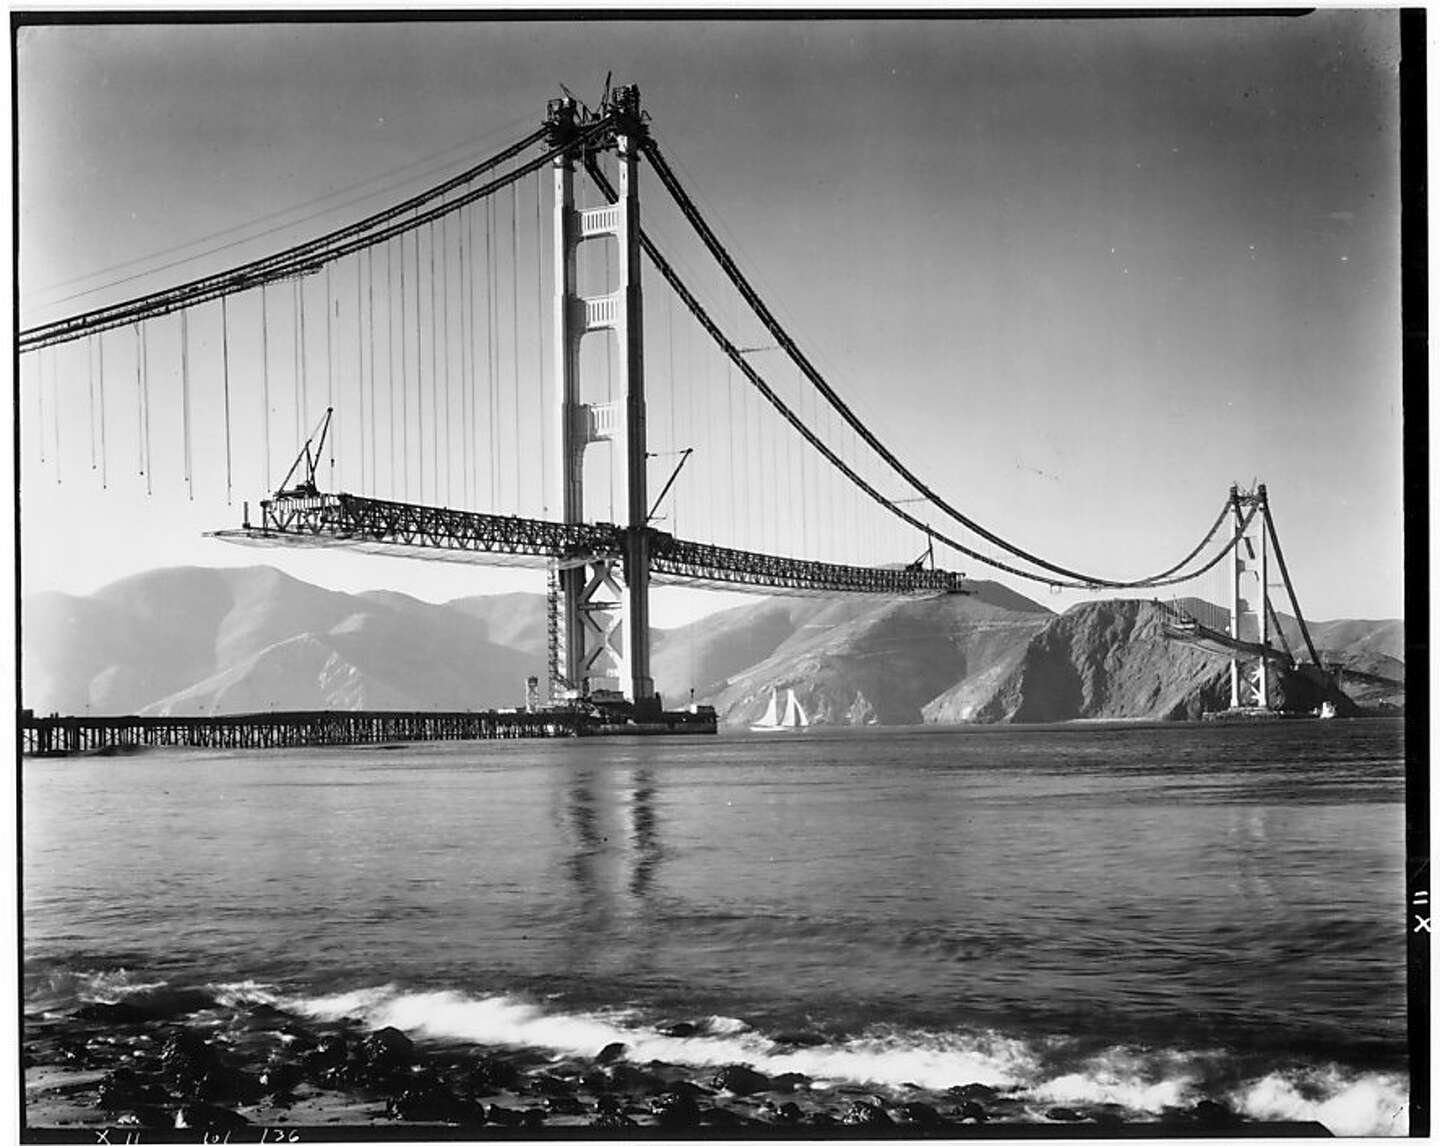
[1261,497,1323,667]
[641,136,1226,590]
[585,154,1234,590]
[20,125,554,353]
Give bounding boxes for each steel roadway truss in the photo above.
[210,491,968,598]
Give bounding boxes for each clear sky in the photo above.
[15,11,1405,623]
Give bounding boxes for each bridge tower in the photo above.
[548,87,657,711]
[1228,482,1272,710]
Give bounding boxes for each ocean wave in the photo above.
[279,983,1408,1134]
[26,967,173,1011]
[1231,1065,1410,1136]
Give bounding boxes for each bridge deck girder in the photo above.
[209,491,967,598]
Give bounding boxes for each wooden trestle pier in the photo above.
[19,705,716,756]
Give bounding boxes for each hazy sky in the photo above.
[16,11,1405,623]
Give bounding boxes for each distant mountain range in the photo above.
[21,565,1404,723]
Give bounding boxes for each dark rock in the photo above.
[359,1026,414,1078]
[470,1054,522,1092]
[527,1071,574,1097]
[952,1099,988,1124]
[576,1070,611,1093]
[703,1105,757,1128]
[895,1101,946,1126]
[808,1110,839,1128]
[589,1110,637,1129]
[138,989,217,1020]
[194,1065,264,1105]
[275,1024,319,1051]
[595,1041,628,1064]
[260,1056,303,1095]
[1046,1106,1086,1122]
[948,1082,997,1102]
[174,1104,251,1132]
[604,1062,659,1093]
[662,1022,698,1038]
[1193,1099,1241,1126]
[667,1077,713,1098]
[240,1003,295,1030]
[762,1099,804,1125]
[593,1094,624,1115]
[74,1002,150,1024]
[521,1108,547,1129]
[113,1107,172,1129]
[96,1067,165,1111]
[388,1081,477,1123]
[771,1071,810,1092]
[650,1090,702,1129]
[841,1100,893,1127]
[56,1038,90,1064]
[711,1063,771,1096]
[299,1033,349,1082]
[486,1103,528,1127]
[545,1094,587,1116]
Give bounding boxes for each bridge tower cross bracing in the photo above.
[1228,482,1273,710]
[549,87,656,710]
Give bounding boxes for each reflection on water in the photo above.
[557,764,663,974]
[630,769,659,898]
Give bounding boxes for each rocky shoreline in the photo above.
[23,996,1331,1139]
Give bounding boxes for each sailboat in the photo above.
[751,687,810,732]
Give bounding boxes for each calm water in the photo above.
[23,720,1409,1133]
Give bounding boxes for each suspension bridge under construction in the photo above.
[19,83,1363,740]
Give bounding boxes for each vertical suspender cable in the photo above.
[387,242,396,495]
[368,248,376,499]
[429,219,439,503]
[415,226,425,502]
[794,362,806,555]
[132,326,141,476]
[604,221,613,521]
[535,171,545,515]
[87,337,97,471]
[724,319,735,544]
[181,308,193,500]
[325,261,335,483]
[667,291,678,534]
[485,198,496,507]
[261,284,272,489]
[357,251,366,495]
[459,205,471,506]
[299,277,309,443]
[97,333,108,488]
[292,279,302,450]
[221,295,233,504]
[511,182,521,513]
[441,214,452,506]
[142,325,152,493]
[400,231,409,499]
[52,352,62,484]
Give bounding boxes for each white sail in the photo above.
[784,689,810,728]
[753,688,781,729]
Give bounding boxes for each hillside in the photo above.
[21,566,1402,724]
[23,567,543,716]
[673,585,1054,726]
[928,599,1232,723]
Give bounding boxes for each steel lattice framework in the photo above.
[211,491,967,598]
